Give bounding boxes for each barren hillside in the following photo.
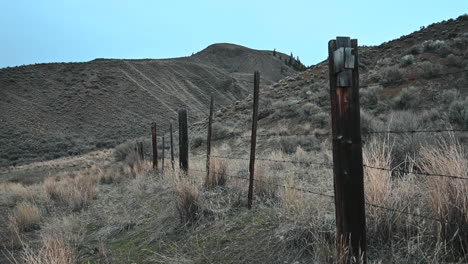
[0,44,298,167]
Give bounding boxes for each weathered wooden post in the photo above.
[151,123,158,169]
[138,142,145,161]
[328,36,367,264]
[178,108,189,173]
[170,122,175,170]
[162,135,165,171]
[248,71,260,209]
[206,94,214,183]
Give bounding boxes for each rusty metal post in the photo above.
[162,135,165,171]
[178,108,189,173]
[328,37,367,264]
[248,71,260,209]
[151,123,158,169]
[170,122,175,170]
[206,94,214,183]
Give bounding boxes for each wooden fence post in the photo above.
[328,36,367,264]
[151,123,158,169]
[206,94,214,183]
[248,71,260,209]
[162,135,165,171]
[178,108,189,173]
[138,142,145,161]
[170,122,175,170]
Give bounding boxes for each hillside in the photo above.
[190,14,468,157]
[1,14,468,264]
[0,44,297,167]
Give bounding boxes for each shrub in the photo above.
[440,89,460,105]
[360,110,384,134]
[297,103,321,121]
[113,142,134,162]
[391,87,420,110]
[360,86,382,108]
[212,123,232,140]
[400,55,415,67]
[422,39,450,56]
[376,57,392,67]
[379,67,404,86]
[408,44,422,55]
[448,99,468,128]
[173,181,199,224]
[420,61,441,79]
[446,54,463,67]
[191,135,204,148]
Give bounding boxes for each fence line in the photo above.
[363,164,468,181]
[187,168,455,225]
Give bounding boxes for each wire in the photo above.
[363,164,468,181]
[209,155,333,167]
[187,169,460,224]
[363,129,468,135]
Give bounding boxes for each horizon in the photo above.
[1,0,467,68]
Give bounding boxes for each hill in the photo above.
[0,44,298,167]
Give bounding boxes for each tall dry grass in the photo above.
[44,173,97,211]
[9,201,41,233]
[418,135,468,253]
[204,158,227,188]
[12,235,77,264]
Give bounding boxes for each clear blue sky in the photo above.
[0,0,466,68]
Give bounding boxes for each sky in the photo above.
[0,0,467,68]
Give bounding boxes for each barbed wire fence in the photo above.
[142,38,468,262]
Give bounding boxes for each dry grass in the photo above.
[13,235,77,264]
[44,173,97,211]
[173,180,200,224]
[418,135,468,253]
[204,158,227,188]
[9,201,41,233]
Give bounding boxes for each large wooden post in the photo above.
[178,108,189,173]
[328,36,367,264]
[151,123,158,169]
[206,95,214,183]
[248,71,260,209]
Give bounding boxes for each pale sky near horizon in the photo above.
[0,0,467,68]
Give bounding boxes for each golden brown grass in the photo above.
[9,201,41,232]
[418,135,468,251]
[14,235,77,264]
[204,158,227,188]
[44,173,97,211]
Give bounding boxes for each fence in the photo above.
[135,37,468,264]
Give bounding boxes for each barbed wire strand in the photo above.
[363,164,468,181]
